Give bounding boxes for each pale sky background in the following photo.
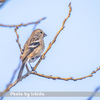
[0,0,100,100]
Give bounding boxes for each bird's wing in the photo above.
[21,37,40,61]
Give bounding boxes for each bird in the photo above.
[17,29,47,81]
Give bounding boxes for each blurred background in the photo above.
[0,0,100,100]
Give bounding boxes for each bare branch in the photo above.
[25,66,100,81]
[0,17,46,28]
[33,2,72,71]
[15,26,22,53]
[1,66,100,97]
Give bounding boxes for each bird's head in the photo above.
[32,29,47,39]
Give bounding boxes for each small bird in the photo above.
[17,29,47,81]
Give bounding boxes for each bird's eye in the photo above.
[40,31,42,33]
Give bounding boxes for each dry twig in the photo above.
[33,2,72,71]
[0,17,46,28]
[20,66,100,81]
[1,66,100,97]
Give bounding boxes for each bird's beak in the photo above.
[43,33,47,37]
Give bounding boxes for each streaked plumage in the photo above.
[17,29,47,81]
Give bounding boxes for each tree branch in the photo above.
[0,17,46,28]
[33,2,72,71]
[1,66,100,97]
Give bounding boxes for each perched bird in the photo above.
[17,29,47,81]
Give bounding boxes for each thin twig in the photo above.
[15,26,22,53]
[33,2,72,71]
[0,17,46,28]
[30,66,100,81]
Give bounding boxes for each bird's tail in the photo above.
[17,60,26,81]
